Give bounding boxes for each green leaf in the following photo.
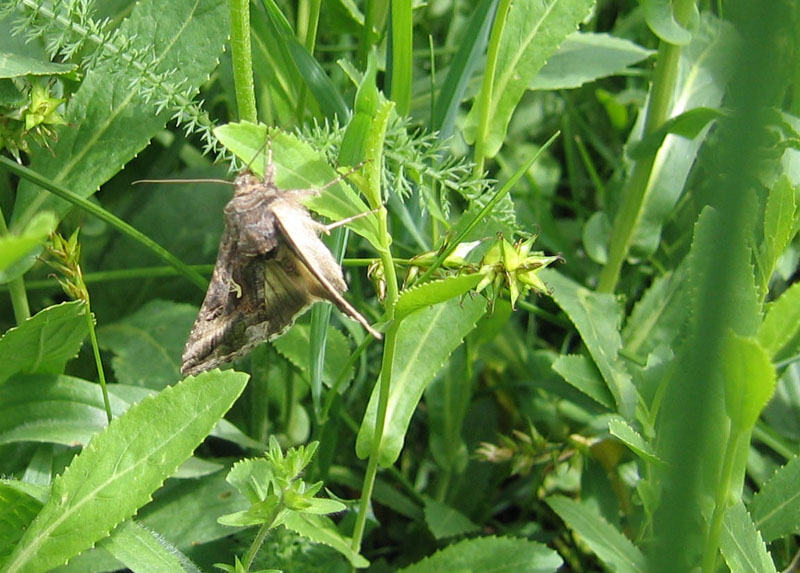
[2,369,248,573]
[98,300,198,389]
[214,122,381,248]
[395,273,485,321]
[720,501,776,573]
[98,520,202,573]
[751,455,800,542]
[0,301,88,385]
[758,176,797,291]
[423,497,480,539]
[531,32,654,90]
[608,417,662,466]
[282,513,369,569]
[540,270,637,418]
[758,276,800,359]
[0,52,77,78]
[463,0,594,157]
[628,107,724,161]
[0,211,57,280]
[0,481,43,564]
[551,354,614,409]
[722,333,775,432]
[397,535,562,573]
[546,495,646,573]
[272,322,354,388]
[357,297,486,466]
[639,0,693,45]
[11,0,230,229]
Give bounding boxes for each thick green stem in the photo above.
[229,0,257,123]
[389,0,413,116]
[596,0,696,293]
[472,0,513,177]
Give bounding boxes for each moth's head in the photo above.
[232,171,263,196]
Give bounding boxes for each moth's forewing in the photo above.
[271,200,382,339]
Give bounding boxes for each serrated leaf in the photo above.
[282,513,369,569]
[608,417,662,465]
[0,301,88,385]
[758,281,800,358]
[720,501,776,573]
[357,297,486,466]
[540,270,637,418]
[98,300,198,389]
[98,520,201,573]
[751,456,800,542]
[546,495,645,572]
[0,52,77,78]
[214,122,381,248]
[552,354,614,408]
[397,535,562,573]
[2,369,248,573]
[226,458,273,505]
[272,322,354,388]
[0,211,57,280]
[11,0,230,229]
[395,273,485,321]
[532,32,654,90]
[423,497,480,539]
[758,176,797,291]
[463,0,594,157]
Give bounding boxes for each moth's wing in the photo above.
[271,200,382,339]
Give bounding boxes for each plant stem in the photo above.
[472,0,512,176]
[295,0,321,121]
[351,323,399,551]
[84,299,112,423]
[229,0,257,123]
[389,0,413,116]
[242,508,281,571]
[596,0,696,293]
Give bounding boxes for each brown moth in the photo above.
[181,144,381,376]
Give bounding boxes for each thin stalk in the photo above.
[295,0,321,121]
[389,0,413,116]
[596,0,697,293]
[229,0,257,123]
[472,0,513,176]
[0,204,31,323]
[84,299,112,423]
[351,324,399,551]
[242,507,281,571]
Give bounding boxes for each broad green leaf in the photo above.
[423,497,480,539]
[137,471,249,550]
[639,0,693,45]
[608,417,662,466]
[11,0,230,229]
[0,211,56,280]
[98,300,198,389]
[463,0,594,157]
[531,32,654,90]
[0,52,77,78]
[397,535,562,573]
[426,349,471,474]
[751,455,800,542]
[214,121,381,248]
[758,176,797,293]
[720,501,776,573]
[395,273,485,321]
[630,16,734,257]
[0,482,43,563]
[541,270,636,418]
[722,334,775,431]
[627,107,724,161]
[98,520,201,573]
[758,279,800,359]
[282,513,369,569]
[272,322,354,388]
[0,301,88,385]
[357,297,486,466]
[582,211,610,264]
[552,354,614,409]
[3,369,248,573]
[546,495,645,573]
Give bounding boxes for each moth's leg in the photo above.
[322,207,381,233]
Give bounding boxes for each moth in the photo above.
[181,144,381,376]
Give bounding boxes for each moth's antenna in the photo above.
[323,207,381,233]
[316,160,369,192]
[132,178,234,186]
[242,131,275,182]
